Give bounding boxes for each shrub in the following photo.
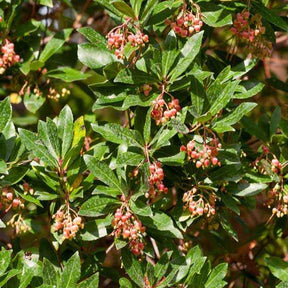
[0,0,287,287]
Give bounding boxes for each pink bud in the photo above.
[196,161,202,168]
[12,198,20,208]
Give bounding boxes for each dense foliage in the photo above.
[0,0,288,287]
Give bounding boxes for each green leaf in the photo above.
[114,68,157,84]
[14,19,41,37]
[0,166,30,186]
[117,152,145,166]
[266,257,288,281]
[81,217,112,241]
[0,269,21,287]
[119,277,133,288]
[169,31,203,81]
[208,81,239,118]
[92,123,144,147]
[141,212,183,239]
[0,249,12,277]
[38,121,58,160]
[162,30,178,76]
[39,29,73,62]
[58,105,74,159]
[23,92,45,113]
[199,2,232,27]
[213,102,257,133]
[43,258,58,286]
[233,183,267,197]
[78,273,99,288]
[205,263,228,288]
[121,249,145,287]
[141,0,158,22]
[78,27,107,44]
[252,1,288,31]
[158,152,186,166]
[218,213,238,241]
[38,0,53,7]
[277,282,288,288]
[144,107,152,144]
[84,155,123,194]
[78,43,115,69]
[241,116,269,142]
[79,196,120,217]
[47,118,60,156]
[47,67,91,82]
[0,98,12,133]
[112,0,135,18]
[270,106,281,137]
[59,252,81,288]
[130,199,153,217]
[234,81,264,99]
[18,129,58,167]
[130,0,144,17]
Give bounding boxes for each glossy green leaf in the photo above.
[266,257,288,281]
[79,196,120,217]
[78,43,115,69]
[0,98,12,133]
[59,252,81,288]
[58,105,74,159]
[0,249,12,277]
[233,183,267,197]
[112,0,135,18]
[92,123,144,147]
[39,29,73,62]
[169,31,204,81]
[84,155,123,194]
[121,249,145,287]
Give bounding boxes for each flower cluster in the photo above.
[142,84,152,97]
[23,182,34,195]
[265,184,288,218]
[231,10,273,59]
[252,146,282,175]
[180,138,221,169]
[146,162,168,198]
[7,214,30,234]
[166,4,203,37]
[52,206,83,240]
[48,87,70,101]
[183,187,216,217]
[0,187,24,210]
[151,97,181,125]
[112,206,146,256]
[0,39,20,74]
[107,24,149,60]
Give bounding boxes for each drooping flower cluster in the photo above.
[0,39,20,74]
[1,187,28,234]
[265,183,288,218]
[252,146,282,175]
[52,206,84,240]
[181,138,221,169]
[112,205,146,256]
[151,97,181,125]
[231,10,273,59]
[47,87,70,101]
[165,4,203,37]
[0,187,24,210]
[106,21,149,60]
[183,187,216,217]
[146,162,168,198]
